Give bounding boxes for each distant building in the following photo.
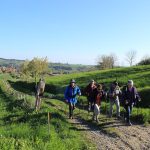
[0,66,16,73]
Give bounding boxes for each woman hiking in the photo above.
[122,80,141,126]
[92,84,105,123]
[109,81,122,119]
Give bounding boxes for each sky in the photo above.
[0,0,150,65]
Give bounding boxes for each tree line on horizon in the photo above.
[97,50,150,69]
[18,52,150,84]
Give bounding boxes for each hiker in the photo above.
[109,81,122,118]
[35,78,45,111]
[101,82,108,101]
[122,80,141,126]
[92,84,104,123]
[64,79,81,119]
[85,79,97,112]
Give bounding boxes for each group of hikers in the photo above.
[34,78,141,126]
[64,79,141,126]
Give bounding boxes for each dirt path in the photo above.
[45,100,150,150]
[69,117,150,150]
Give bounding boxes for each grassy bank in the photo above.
[0,76,95,150]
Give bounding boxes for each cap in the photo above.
[97,84,102,90]
[113,81,118,86]
[90,79,95,83]
[128,80,133,86]
[70,79,76,83]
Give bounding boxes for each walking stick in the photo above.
[65,101,68,116]
[78,98,81,116]
[149,105,150,122]
[105,93,108,123]
[137,101,139,122]
[137,97,142,123]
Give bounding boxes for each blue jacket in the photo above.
[64,85,81,104]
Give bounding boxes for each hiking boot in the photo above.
[117,116,121,120]
[128,122,132,126]
[124,117,127,122]
[126,121,132,126]
[92,116,96,121]
[109,115,112,118]
[69,116,73,119]
[96,119,99,123]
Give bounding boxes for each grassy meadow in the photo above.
[0,65,150,149]
[44,65,150,124]
[0,75,95,150]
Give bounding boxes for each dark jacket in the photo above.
[122,86,140,105]
[85,84,97,102]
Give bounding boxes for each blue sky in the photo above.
[0,0,150,65]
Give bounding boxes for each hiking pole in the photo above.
[149,105,150,121]
[82,98,84,113]
[78,97,81,116]
[136,102,139,122]
[137,98,141,123]
[105,95,108,123]
[65,102,68,117]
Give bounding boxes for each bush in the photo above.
[138,57,150,65]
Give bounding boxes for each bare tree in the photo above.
[97,54,117,69]
[125,50,137,66]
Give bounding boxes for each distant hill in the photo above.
[0,58,23,68]
[0,58,96,73]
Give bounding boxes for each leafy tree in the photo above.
[97,54,117,69]
[20,57,49,84]
[20,60,30,80]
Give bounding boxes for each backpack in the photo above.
[37,80,45,94]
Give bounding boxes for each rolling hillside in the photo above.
[0,65,150,149]
[0,58,95,73]
[45,65,150,108]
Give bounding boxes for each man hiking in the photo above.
[85,79,97,112]
[35,78,45,111]
[64,79,81,119]
[109,81,122,118]
[122,80,141,126]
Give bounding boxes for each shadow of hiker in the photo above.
[69,126,92,131]
[8,80,35,95]
[8,80,60,96]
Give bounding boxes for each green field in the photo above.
[0,75,94,150]
[45,65,150,107]
[44,65,150,124]
[0,65,150,149]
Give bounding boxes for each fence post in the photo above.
[48,112,51,140]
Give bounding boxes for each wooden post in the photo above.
[48,112,51,139]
